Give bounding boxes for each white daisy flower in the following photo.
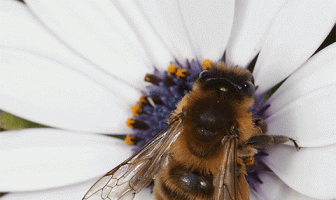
[0,0,336,199]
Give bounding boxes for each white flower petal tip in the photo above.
[0,128,133,191]
[253,0,336,94]
[264,144,336,199]
[225,0,287,67]
[251,173,319,200]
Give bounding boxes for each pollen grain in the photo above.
[126,118,136,128]
[131,104,143,116]
[176,68,187,79]
[168,64,179,76]
[202,59,212,70]
[124,134,136,145]
[245,156,255,167]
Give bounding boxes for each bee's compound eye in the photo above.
[242,82,249,89]
[199,70,210,81]
[230,121,239,135]
[240,81,255,96]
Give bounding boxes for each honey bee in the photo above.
[83,62,300,200]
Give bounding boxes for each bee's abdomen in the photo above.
[154,163,214,200]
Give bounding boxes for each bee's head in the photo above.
[196,63,255,102]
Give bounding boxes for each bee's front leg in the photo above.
[250,118,300,151]
[246,135,301,151]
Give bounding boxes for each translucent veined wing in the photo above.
[83,117,183,200]
[213,137,238,200]
[213,136,250,200]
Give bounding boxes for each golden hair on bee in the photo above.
[83,62,300,200]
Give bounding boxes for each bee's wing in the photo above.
[83,118,183,200]
[213,137,250,200]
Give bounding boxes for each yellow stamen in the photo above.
[202,59,212,70]
[131,104,143,116]
[168,64,178,76]
[245,156,255,167]
[144,74,162,85]
[176,68,187,79]
[144,74,151,82]
[126,118,136,128]
[124,134,136,145]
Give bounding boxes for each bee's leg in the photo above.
[245,135,301,151]
[253,119,267,135]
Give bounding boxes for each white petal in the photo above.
[251,173,320,200]
[1,0,142,132]
[130,0,234,66]
[0,128,133,191]
[134,188,154,200]
[99,0,174,70]
[267,42,336,114]
[0,180,153,200]
[265,43,336,147]
[24,0,163,84]
[264,144,336,199]
[0,0,83,69]
[266,86,336,147]
[253,0,336,94]
[133,0,194,64]
[225,0,287,67]
[1,180,95,200]
[1,0,149,91]
[0,48,140,133]
[178,0,234,61]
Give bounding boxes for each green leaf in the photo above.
[110,134,126,140]
[0,111,48,130]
